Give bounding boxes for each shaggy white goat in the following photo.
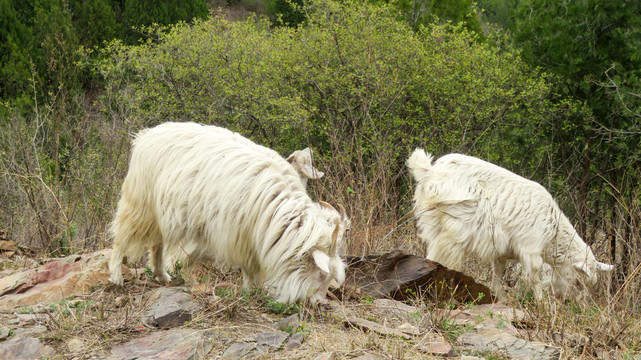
[108,122,349,303]
[163,144,324,270]
[407,148,613,299]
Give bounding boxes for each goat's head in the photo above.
[308,202,349,303]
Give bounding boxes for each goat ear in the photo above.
[312,250,331,274]
[301,165,324,180]
[572,261,593,279]
[286,150,299,164]
[597,261,614,272]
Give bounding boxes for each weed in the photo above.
[265,300,300,316]
[361,296,374,304]
[17,306,34,314]
[438,317,472,342]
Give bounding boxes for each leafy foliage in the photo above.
[100,0,572,227]
[510,0,641,279]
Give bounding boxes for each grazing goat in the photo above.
[163,145,324,269]
[407,148,613,299]
[108,122,349,303]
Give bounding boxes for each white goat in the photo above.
[407,148,613,299]
[163,144,324,270]
[108,122,349,303]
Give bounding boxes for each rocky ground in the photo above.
[0,248,633,359]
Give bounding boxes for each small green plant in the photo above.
[17,306,34,314]
[439,317,472,342]
[361,296,374,304]
[169,261,184,282]
[281,322,309,335]
[214,286,235,298]
[265,300,300,315]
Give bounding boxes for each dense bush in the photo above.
[99,0,572,234]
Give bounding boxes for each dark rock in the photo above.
[337,250,493,304]
[144,287,202,328]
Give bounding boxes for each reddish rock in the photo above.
[0,249,125,311]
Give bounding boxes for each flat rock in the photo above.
[109,328,213,360]
[0,249,122,312]
[254,331,289,348]
[314,352,337,360]
[0,326,9,340]
[10,325,48,337]
[143,287,203,328]
[416,333,456,357]
[285,332,304,349]
[221,342,257,359]
[0,336,55,359]
[339,250,493,304]
[272,313,300,331]
[372,298,419,316]
[457,324,560,360]
[344,316,413,339]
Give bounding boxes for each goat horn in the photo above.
[330,218,340,255]
[337,204,347,220]
[319,200,336,212]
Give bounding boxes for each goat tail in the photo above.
[407,148,434,180]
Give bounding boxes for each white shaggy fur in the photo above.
[407,148,613,299]
[108,122,349,303]
[163,143,323,269]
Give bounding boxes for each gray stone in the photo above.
[284,332,304,350]
[254,331,289,348]
[221,342,257,359]
[314,352,337,360]
[0,336,55,360]
[344,317,413,339]
[144,287,203,328]
[372,299,419,316]
[0,327,10,340]
[457,325,560,360]
[272,313,300,331]
[10,313,47,325]
[109,328,213,360]
[67,337,85,353]
[397,323,420,336]
[353,353,386,360]
[416,336,456,357]
[11,325,47,337]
